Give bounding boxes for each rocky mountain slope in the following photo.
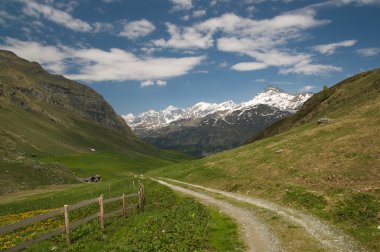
[126,87,312,157]
[0,50,189,193]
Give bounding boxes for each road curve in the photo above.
[152,178,282,252]
[160,178,364,252]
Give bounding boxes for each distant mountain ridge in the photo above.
[125,86,312,131]
[125,86,313,157]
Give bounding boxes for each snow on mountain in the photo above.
[124,86,312,130]
[239,86,311,112]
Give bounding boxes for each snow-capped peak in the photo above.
[263,85,283,93]
[124,86,312,130]
[239,86,311,112]
[163,105,179,112]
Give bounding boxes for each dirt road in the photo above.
[152,178,281,252]
[153,177,363,252]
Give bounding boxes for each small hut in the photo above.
[83,175,102,183]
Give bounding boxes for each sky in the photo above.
[1,0,379,116]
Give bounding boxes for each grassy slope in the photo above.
[0,50,191,193]
[0,177,243,251]
[150,69,380,251]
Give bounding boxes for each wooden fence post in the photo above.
[99,195,104,229]
[142,184,145,207]
[64,205,71,245]
[137,188,142,211]
[140,184,145,210]
[122,194,126,218]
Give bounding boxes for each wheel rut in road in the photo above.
[157,178,364,252]
[152,178,282,252]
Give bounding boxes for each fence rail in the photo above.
[1,184,145,252]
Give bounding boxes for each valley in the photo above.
[0,51,379,251]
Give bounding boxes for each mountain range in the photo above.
[125,87,312,157]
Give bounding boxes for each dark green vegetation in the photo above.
[0,50,190,194]
[0,178,243,251]
[150,68,380,251]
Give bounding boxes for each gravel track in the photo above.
[152,178,282,252]
[160,178,364,252]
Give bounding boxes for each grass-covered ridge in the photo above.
[149,68,380,251]
[0,177,243,251]
[0,50,191,193]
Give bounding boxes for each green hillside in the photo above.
[0,50,190,194]
[150,68,380,250]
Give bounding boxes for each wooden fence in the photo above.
[0,184,145,252]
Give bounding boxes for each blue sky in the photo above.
[1,0,379,116]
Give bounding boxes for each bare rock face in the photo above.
[0,49,131,134]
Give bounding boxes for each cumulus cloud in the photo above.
[0,37,67,72]
[356,47,380,57]
[170,0,193,11]
[21,0,92,32]
[119,19,155,39]
[153,12,339,75]
[312,40,357,55]
[140,80,167,88]
[0,38,205,82]
[156,80,168,86]
[66,49,205,82]
[122,113,135,123]
[141,80,154,87]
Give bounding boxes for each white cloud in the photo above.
[231,62,268,71]
[0,38,205,82]
[141,80,154,87]
[153,12,339,75]
[170,0,193,11]
[0,37,67,72]
[140,80,167,88]
[301,85,316,92]
[156,80,168,86]
[21,0,92,32]
[122,113,135,123]
[356,47,380,57]
[93,22,115,33]
[280,62,342,75]
[66,48,205,82]
[153,23,213,49]
[119,20,155,39]
[156,12,328,51]
[312,40,357,55]
[193,10,206,18]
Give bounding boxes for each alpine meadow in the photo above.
[0,0,379,252]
